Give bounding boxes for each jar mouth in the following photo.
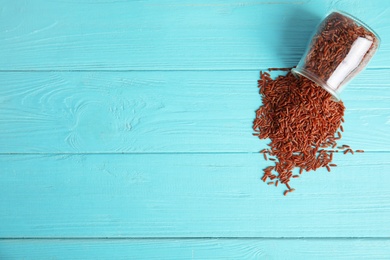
[291,68,341,102]
[331,10,381,47]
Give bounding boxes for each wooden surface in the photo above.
[1,239,390,259]
[1,0,390,259]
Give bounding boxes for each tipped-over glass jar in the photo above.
[292,11,380,100]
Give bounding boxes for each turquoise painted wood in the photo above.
[0,0,389,70]
[0,70,389,153]
[1,239,390,260]
[1,0,390,258]
[1,153,390,238]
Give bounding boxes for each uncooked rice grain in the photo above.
[252,69,362,194]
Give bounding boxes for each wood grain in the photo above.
[0,0,388,70]
[1,0,390,257]
[1,152,390,238]
[0,70,389,153]
[1,238,390,259]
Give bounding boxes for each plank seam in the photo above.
[0,68,387,72]
[0,151,387,155]
[1,237,389,240]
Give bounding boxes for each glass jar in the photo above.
[292,11,380,100]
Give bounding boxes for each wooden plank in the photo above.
[0,0,388,70]
[1,238,390,259]
[0,70,389,153]
[1,152,390,238]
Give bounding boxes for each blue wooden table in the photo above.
[1,0,390,259]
